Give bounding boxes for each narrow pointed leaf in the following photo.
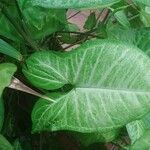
[23,40,150,134]
[0,39,22,61]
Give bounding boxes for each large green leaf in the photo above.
[0,39,22,61]
[0,134,13,150]
[23,39,150,134]
[30,0,120,9]
[17,0,67,39]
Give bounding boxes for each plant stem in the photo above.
[67,11,81,20]
[57,31,103,38]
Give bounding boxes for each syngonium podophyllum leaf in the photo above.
[17,0,67,39]
[126,112,150,149]
[107,26,150,56]
[23,39,150,134]
[127,120,146,144]
[130,131,150,150]
[30,0,120,9]
[0,134,13,150]
[0,39,22,61]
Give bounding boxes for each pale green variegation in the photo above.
[130,131,150,150]
[30,0,120,9]
[127,120,146,144]
[108,27,150,56]
[23,40,150,134]
[127,112,150,149]
[134,0,150,6]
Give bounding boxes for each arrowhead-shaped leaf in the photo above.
[30,0,120,9]
[23,40,150,134]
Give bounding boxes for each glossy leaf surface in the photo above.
[23,40,150,133]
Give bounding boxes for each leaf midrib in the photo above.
[75,87,150,95]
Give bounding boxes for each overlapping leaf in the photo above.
[127,112,150,149]
[17,0,67,39]
[23,40,150,135]
[30,0,120,9]
[108,26,150,56]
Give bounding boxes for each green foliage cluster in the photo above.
[0,0,150,149]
